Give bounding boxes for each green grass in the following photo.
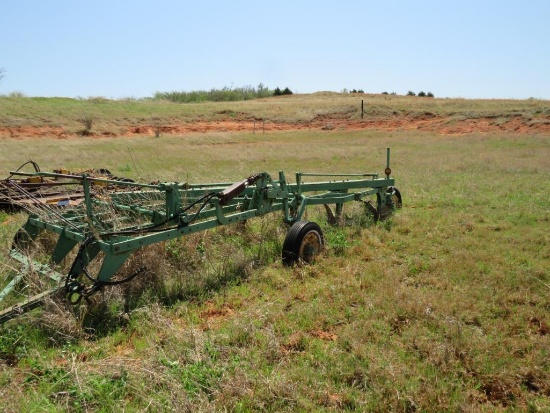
[0,101,549,411]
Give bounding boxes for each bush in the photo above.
[273,87,293,96]
[154,83,274,103]
[406,90,434,97]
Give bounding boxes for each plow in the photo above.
[0,149,401,324]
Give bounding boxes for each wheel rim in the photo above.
[299,230,322,263]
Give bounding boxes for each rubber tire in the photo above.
[282,221,324,266]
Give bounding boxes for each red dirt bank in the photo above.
[1,114,549,139]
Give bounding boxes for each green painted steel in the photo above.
[0,149,400,322]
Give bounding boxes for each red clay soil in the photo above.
[1,114,549,138]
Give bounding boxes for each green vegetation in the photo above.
[0,95,549,411]
[273,87,294,96]
[153,83,275,103]
[417,91,434,98]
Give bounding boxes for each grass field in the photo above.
[0,95,549,412]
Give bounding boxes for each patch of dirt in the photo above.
[311,330,338,341]
[1,114,549,139]
[479,377,521,407]
[200,301,235,324]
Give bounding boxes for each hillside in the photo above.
[1,93,549,139]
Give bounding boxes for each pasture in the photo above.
[0,94,549,412]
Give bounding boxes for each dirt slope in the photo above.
[1,113,549,138]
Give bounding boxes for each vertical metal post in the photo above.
[164,183,181,220]
[361,100,364,119]
[296,173,302,197]
[386,148,391,178]
[83,174,93,220]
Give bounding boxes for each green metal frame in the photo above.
[1,149,399,323]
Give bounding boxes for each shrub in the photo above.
[418,91,426,97]
[154,83,274,103]
[80,115,94,130]
[273,87,293,96]
[407,90,416,96]
[8,91,26,98]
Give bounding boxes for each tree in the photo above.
[0,67,5,82]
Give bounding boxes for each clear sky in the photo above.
[1,0,549,100]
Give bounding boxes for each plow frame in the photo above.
[0,149,401,323]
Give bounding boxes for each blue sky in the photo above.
[1,0,549,99]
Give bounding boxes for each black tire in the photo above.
[282,221,324,266]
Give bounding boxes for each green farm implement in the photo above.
[0,149,401,323]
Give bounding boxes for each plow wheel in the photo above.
[282,221,324,266]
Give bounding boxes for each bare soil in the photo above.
[1,114,549,138]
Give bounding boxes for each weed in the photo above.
[117,163,132,173]
[324,228,354,256]
[78,115,95,135]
